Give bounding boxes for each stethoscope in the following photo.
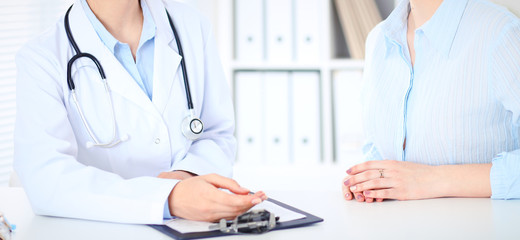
[64,6,204,149]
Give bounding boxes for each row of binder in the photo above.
[235,0,322,62]
[235,70,366,164]
[235,71,321,164]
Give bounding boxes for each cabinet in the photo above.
[185,0,397,165]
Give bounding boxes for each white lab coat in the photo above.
[14,0,236,224]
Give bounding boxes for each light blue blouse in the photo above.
[362,0,520,199]
[80,0,156,100]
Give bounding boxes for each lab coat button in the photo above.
[154,138,161,144]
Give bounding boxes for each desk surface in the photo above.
[3,165,520,240]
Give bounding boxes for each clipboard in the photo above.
[149,198,323,240]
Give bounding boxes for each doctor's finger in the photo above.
[211,200,261,218]
[212,189,266,209]
[203,174,250,195]
[212,202,256,218]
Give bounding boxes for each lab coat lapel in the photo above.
[68,2,156,114]
[152,35,182,113]
[147,0,182,113]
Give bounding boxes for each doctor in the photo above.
[14,0,266,224]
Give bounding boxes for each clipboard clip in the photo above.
[209,209,279,234]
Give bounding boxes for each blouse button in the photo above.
[154,138,161,144]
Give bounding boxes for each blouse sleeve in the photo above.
[488,20,520,200]
[360,24,385,163]
[362,142,384,162]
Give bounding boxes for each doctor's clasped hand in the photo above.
[162,173,267,222]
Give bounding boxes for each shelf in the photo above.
[329,59,365,70]
[231,61,322,71]
[231,59,365,72]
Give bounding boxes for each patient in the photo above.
[343,0,520,202]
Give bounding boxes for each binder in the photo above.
[234,72,264,164]
[291,72,321,164]
[294,0,321,62]
[263,72,291,164]
[235,0,264,62]
[332,70,365,164]
[149,198,323,240]
[265,0,293,62]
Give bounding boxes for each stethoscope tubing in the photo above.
[65,5,123,148]
[166,10,194,111]
[67,52,106,90]
[63,4,203,147]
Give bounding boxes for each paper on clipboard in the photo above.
[164,200,306,234]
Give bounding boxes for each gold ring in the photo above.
[379,169,385,178]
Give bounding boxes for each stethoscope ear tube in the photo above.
[65,5,106,91]
[65,5,80,54]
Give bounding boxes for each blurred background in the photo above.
[0,0,518,187]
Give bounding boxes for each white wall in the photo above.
[0,0,74,186]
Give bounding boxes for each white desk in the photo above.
[2,165,520,240]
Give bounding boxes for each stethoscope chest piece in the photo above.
[181,112,204,140]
